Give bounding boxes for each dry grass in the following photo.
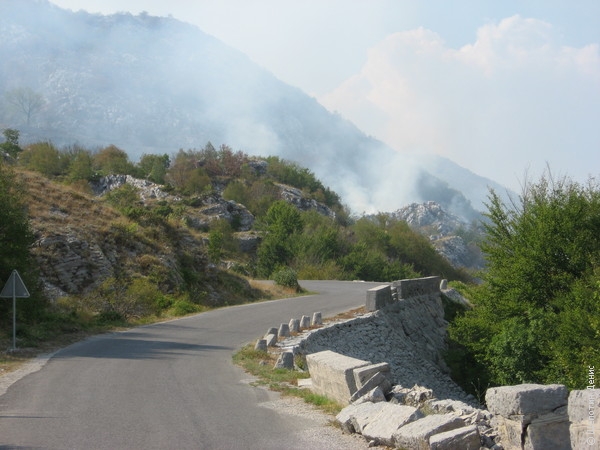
[18,169,121,235]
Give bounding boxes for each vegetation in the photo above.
[448,173,600,393]
[233,344,342,415]
[0,132,473,375]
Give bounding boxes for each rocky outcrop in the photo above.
[276,183,336,219]
[91,174,178,201]
[392,201,485,270]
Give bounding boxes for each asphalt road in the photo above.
[0,280,382,449]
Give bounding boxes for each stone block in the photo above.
[393,276,441,299]
[429,425,480,450]
[366,284,392,311]
[311,312,322,326]
[254,339,267,352]
[288,318,300,333]
[300,315,311,328]
[485,384,568,417]
[336,401,385,434]
[278,323,290,338]
[350,372,392,403]
[274,351,294,369]
[491,415,525,450]
[264,327,278,338]
[351,386,386,405]
[440,278,448,290]
[524,411,570,450]
[265,333,277,347]
[306,350,370,405]
[359,403,423,446]
[353,362,391,390]
[569,389,600,450]
[393,414,465,450]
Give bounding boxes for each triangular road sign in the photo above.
[0,270,30,298]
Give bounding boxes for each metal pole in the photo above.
[12,270,16,351]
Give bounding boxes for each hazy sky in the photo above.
[48,0,599,190]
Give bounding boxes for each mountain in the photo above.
[0,0,509,217]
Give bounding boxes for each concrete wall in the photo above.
[392,275,441,299]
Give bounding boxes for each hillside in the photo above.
[0,0,509,218]
[3,139,471,307]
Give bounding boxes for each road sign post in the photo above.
[0,270,30,351]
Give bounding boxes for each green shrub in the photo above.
[169,299,200,316]
[273,266,299,290]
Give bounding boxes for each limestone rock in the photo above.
[486,384,570,450]
[359,403,423,446]
[569,389,600,450]
[393,414,466,450]
[351,386,387,405]
[336,402,384,434]
[350,372,392,404]
[429,425,481,450]
[306,350,370,406]
[353,362,391,390]
[485,384,568,417]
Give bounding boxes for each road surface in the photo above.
[0,280,382,449]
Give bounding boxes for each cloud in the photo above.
[320,15,600,190]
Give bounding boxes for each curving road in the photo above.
[0,281,382,449]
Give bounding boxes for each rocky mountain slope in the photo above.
[393,202,485,270]
[0,0,508,218]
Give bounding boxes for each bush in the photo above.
[273,266,299,290]
[449,173,600,389]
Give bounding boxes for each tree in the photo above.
[0,163,45,327]
[93,145,135,175]
[256,201,303,277]
[67,147,95,181]
[138,153,170,184]
[449,173,600,388]
[20,142,65,177]
[0,129,22,158]
[5,88,44,125]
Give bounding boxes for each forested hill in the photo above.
[0,0,508,218]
